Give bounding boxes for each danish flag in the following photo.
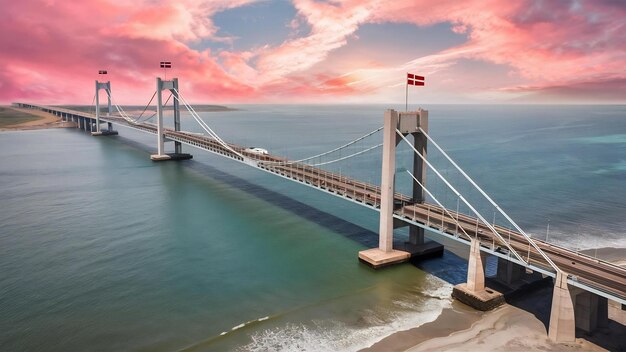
[407,73,424,86]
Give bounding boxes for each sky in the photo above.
[0,0,625,105]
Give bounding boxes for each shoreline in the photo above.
[362,302,610,352]
[0,104,238,132]
[360,302,482,352]
[0,107,74,131]
[361,246,626,352]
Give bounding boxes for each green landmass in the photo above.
[0,107,41,127]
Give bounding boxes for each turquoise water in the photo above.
[1,104,625,351]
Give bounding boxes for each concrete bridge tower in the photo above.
[91,80,118,136]
[359,109,443,268]
[150,77,192,161]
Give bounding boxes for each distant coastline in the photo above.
[59,104,238,113]
[0,104,237,131]
[0,106,72,131]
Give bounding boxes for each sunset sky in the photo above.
[1,0,625,105]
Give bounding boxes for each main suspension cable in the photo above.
[136,91,157,121]
[304,143,382,167]
[260,126,384,166]
[171,89,246,159]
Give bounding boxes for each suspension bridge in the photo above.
[13,77,626,343]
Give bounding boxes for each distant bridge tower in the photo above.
[150,77,192,161]
[359,109,443,268]
[91,80,118,136]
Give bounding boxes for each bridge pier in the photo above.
[573,290,609,333]
[548,271,576,342]
[495,257,533,286]
[452,239,505,310]
[359,109,442,268]
[547,275,610,342]
[150,77,192,162]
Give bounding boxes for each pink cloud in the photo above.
[0,0,256,104]
[0,0,624,105]
[368,0,626,98]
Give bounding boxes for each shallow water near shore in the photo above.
[0,104,625,351]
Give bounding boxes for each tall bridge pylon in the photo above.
[359,109,444,268]
[150,77,192,161]
[91,80,118,136]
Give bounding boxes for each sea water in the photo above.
[0,104,624,351]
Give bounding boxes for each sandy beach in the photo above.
[0,106,74,131]
[361,246,626,352]
[404,304,606,352]
[362,297,623,352]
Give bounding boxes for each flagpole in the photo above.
[405,73,408,112]
[406,73,424,112]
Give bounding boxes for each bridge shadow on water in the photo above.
[186,158,471,286]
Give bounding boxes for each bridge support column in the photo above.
[408,226,424,245]
[359,110,410,268]
[548,271,576,343]
[467,239,485,291]
[92,80,118,136]
[496,257,526,285]
[408,142,425,247]
[172,81,183,155]
[452,239,505,311]
[150,77,192,161]
[574,291,608,333]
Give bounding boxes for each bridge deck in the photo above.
[16,103,626,304]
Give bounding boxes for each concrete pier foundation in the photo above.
[358,248,410,268]
[403,224,444,261]
[150,153,193,161]
[452,239,505,311]
[91,130,118,136]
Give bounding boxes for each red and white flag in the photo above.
[407,73,424,86]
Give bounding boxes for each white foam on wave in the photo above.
[419,281,453,300]
[237,279,453,352]
[219,316,274,338]
[527,228,626,251]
